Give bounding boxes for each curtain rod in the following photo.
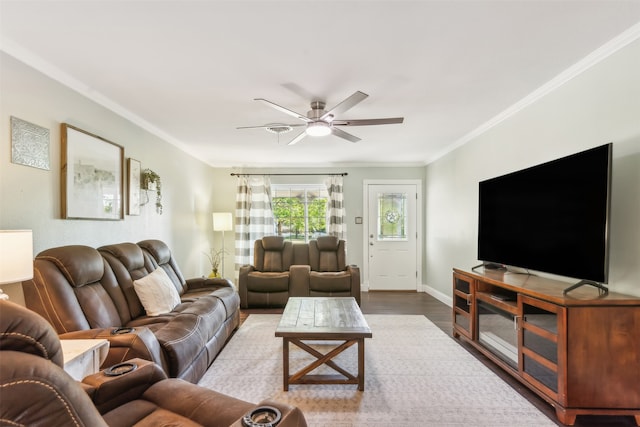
[230,172,348,177]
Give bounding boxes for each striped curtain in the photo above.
[325,175,347,240]
[234,176,276,272]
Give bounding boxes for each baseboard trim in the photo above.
[422,284,452,307]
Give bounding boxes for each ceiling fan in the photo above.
[237,91,404,145]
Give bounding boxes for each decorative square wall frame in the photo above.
[61,123,124,220]
[11,116,50,170]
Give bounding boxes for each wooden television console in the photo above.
[452,268,640,426]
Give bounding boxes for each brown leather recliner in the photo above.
[137,239,241,374]
[23,244,167,372]
[98,241,239,381]
[308,236,361,305]
[238,236,361,308]
[238,236,309,308]
[0,300,307,427]
[23,241,240,383]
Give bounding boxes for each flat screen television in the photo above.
[477,143,612,286]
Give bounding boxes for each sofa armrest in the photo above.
[82,358,167,414]
[346,265,361,305]
[238,264,256,308]
[185,276,234,290]
[289,265,311,298]
[139,380,307,427]
[59,327,167,372]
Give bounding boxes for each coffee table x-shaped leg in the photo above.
[282,337,366,391]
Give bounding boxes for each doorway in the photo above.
[363,180,421,291]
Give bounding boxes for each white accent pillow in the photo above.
[133,268,181,316]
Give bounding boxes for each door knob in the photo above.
[370,242,374,246]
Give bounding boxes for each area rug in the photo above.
[198,314,556,427]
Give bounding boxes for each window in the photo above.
[272,185,329,242]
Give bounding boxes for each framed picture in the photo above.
[61,123,124,220]
[127,158,141,215]
[10,116,50,170]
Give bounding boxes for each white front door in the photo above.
[366,183,419,291]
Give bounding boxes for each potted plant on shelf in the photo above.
[142,168,163,214]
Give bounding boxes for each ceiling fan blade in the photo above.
[255,98,311,123]
[236,124,304,130]
[332,117,404,126]
[287,130,307,145]
[332,127,361,143]
[320,91,368,121]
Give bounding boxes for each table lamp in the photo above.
[212,213,233,278]
[0,230,33,300]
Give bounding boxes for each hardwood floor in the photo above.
[240,291,637,427]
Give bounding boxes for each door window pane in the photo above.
[377,192,407,241]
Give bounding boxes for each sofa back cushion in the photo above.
[0,300,64,367]
[24,245,129,333]
[138,239,188,295]
[309,236,347,272]
[254,236,293,272]
[99,243,155,320]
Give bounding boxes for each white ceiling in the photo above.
[1,1,639,168]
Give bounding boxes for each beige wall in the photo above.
[0,53,219,303]
[1,52,425,304]
[425,39,640,298]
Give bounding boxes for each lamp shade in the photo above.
[212,212,233,231]
[0,230,33,284]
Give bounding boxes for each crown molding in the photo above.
[3,21,639,169]
[0,36,200,158]
[426,22,640,166]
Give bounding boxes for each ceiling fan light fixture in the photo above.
[305,121,331,137]
[244,91,403,144]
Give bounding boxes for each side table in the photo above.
[60,339,109,380]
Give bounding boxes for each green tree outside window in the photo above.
[272,185,328,242]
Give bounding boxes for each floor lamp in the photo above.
[212,213,233,278]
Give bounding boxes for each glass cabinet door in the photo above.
[519,295,566,404]
[453,273,474,339]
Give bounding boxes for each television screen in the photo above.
[478,143,611,283]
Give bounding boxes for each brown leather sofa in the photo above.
[23,239,239,383]
[0,300,307,427]
[239,235,360,308]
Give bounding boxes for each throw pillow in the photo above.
[133,268,181,316]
